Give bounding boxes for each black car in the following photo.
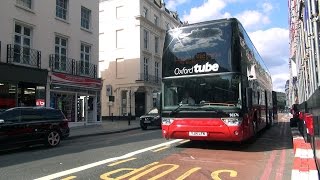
[139,108,161,130]
[0,107,70,151]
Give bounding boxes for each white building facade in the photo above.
[99,0,182,119]
[0,0,101,127]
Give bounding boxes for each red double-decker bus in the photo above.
[161,18,276,142]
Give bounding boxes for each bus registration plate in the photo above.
[189,132,207,136]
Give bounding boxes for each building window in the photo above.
[16,0,32,9]
[116,29,124,48]
[142,7,148,18]
[81,6,91,30]
[155,62,159,82]
[54,36,68,71]
[116,6,124,18]
[56,0,68,20]
[155,36,159,54]
[154,15,159,26]
[143,30,149,50]
[80,44,91,75]
[144,57,149,80]
[116,58,125,78]
[14,23,32,64]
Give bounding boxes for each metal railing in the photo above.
[137,73,161,85]
[49,54,75,74]
[6,44,41,68]
[76,61,97,78]
[49,54,98,78]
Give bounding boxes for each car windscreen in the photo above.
[148,108,159,114]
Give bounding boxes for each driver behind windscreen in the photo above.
[180,90,195,105]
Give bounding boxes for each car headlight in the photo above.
[162,118,174,125]
[221,118,242,126]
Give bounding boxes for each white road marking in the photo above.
[34,139,182,180]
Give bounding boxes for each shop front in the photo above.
[50,72,102,127]
[0,63,48,109]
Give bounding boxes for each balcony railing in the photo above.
[49,54,97,78]
[137,73,161,85]
[6,44,41,68]
[76,61,97,78]
[49,54,75,74]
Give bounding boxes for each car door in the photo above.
[20,109,44,143]
[0,109,23,149]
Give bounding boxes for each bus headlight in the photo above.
[221,118,242,126]
[162,118,174,125]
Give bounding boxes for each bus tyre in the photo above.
[251,121,257,142]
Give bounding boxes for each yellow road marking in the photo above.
[211,170,237,180]
[100,162,159,180]
[176,167,201,180]
[179,140,190,144]
[107,158,137,167]
[60,176,76,180]
[129,164,179,180]
[151,146,169,152]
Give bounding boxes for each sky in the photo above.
[164,0,289,92]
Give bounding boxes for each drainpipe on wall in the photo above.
[311,0,320,87]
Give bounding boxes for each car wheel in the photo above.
[140,123,147,130]
[46,130,61,147]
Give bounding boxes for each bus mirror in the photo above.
[246,88,253,108]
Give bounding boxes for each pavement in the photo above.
[68,119,141,139]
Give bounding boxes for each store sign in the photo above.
[36,99,45,106]
[174,62,219,75]
[51,73,102,88]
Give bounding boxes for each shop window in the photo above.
[0,83,17,109]
[50,93,75,122]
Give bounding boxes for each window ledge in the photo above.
[142,49,152,56]
[154,53,161,58]
[81,27,93,34]
[15,4,35,14]
[55,17,70,24]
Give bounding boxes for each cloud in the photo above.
[166,0,190,11]
[248,28,289,92]
[262,2,273,13]
[181,0,271,31]
[272,71,290,92]
[235,10,271,30]
[249,28,289,68]
[182,0,232,23]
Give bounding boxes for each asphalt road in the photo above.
[0,113,293,180]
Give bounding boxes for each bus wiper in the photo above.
[169,104,184,116]
[199,104,220,112]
